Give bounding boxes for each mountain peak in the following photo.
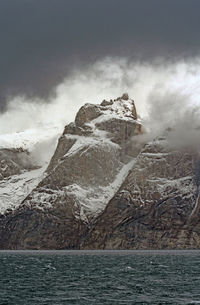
[0,94,200,250]
[74,94,137,128]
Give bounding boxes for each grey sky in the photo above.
[0,0,200,110]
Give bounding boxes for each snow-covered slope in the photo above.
[0,166,46,214]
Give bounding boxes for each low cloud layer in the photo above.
[1,0,200,110]
[142,90,200,150]
[1,57,200,158]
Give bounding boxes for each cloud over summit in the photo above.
[1,0,200,110]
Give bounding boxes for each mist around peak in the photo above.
[0,57,200,163]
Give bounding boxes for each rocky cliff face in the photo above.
[0,94,200,249]
[82,137,200,249]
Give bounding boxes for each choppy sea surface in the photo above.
[1,250,200,305]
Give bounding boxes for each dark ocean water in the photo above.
[0,250,200,305]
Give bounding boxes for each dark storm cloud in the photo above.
[0,0,200,110]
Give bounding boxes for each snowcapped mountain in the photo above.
[36,93,141,221]
[0,94,200,249]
